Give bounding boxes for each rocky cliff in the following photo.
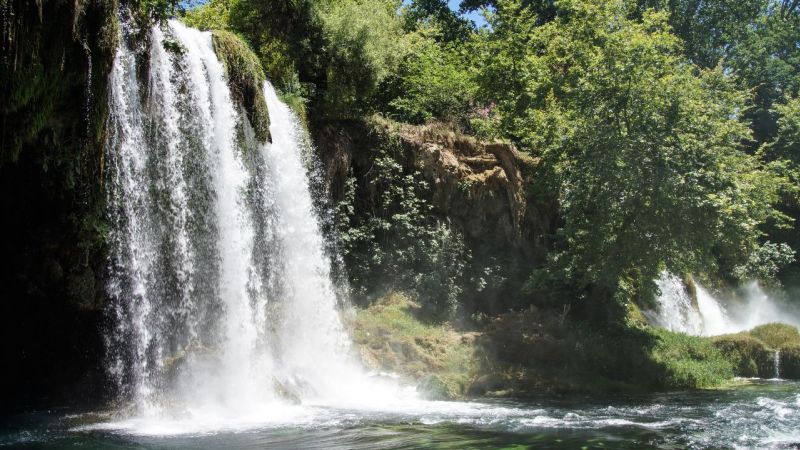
[313,117,557,313]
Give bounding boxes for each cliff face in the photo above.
[0,0,119,410]
[314,118,557,312]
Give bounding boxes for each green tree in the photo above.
[316,0,410,117]
[404,0,474,42]
[481,0,791,319]
[635,0,767,68]
[380,28,478,125]
[729,11,800,148]
[768,96,800,165]
[182,0,232,30]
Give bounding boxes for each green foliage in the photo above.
[733,241,795,283]
[727,9,800,147]
[649,329,734,388]
[403,0,474,43]
[182,0,231,30]
[186,0,324,98]
[130,0,179,22]
[336,142,469,320]
[767,96,800,166]
[316,0,410,117]
[381,30,478,126]
[478,0,791,315]
[748,323,800,349]
[636,0,767,68]
[210,30,270,142]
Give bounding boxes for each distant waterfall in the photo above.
[646,273,800,337]
[104,20,397,426]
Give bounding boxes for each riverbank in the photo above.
[351,292,800,399]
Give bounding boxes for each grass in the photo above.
[351,292,478,399]
[351,296,799,399]
[648,329,734,388]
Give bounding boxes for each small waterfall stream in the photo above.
[104,19,404,431]
[774,349,781,379]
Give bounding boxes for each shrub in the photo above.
[336,144,470,320]
[712,333,774,378]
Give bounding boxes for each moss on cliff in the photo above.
[211,30,270,143]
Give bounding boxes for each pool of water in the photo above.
[2,380,798,449]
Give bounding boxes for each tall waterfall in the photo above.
[104,20,399,429]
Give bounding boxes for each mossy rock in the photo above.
[210,30,270,143]
[712,333,774,378]
[780,346,800,379]
[748,323,800,349]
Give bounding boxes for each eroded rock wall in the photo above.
[313,118,557,312]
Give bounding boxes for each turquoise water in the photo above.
[2,380,798,449]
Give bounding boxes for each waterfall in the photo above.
[647,273,800,337]
[104,20,401,429]
[774,349,781,379]
[644,273,704,335]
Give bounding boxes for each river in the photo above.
[2,380,798,449]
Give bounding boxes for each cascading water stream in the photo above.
[644,273,704,335]
[103,19,406,432]
[647,273,800,337]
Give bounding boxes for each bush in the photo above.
[712,333,774,378]
[748,323,800,349]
